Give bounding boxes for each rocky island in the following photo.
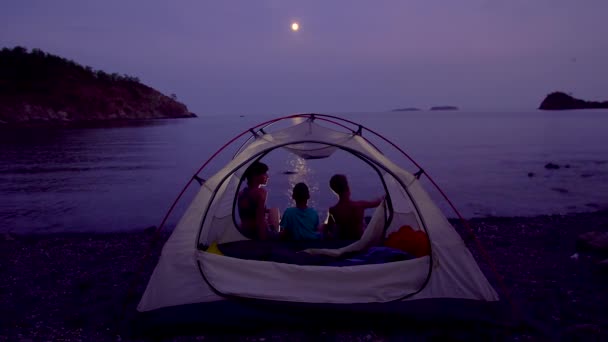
[430,106,459,111]
[391,107,420,112]
[0,46,196,124]
[539,92,608,110]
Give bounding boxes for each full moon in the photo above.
[291,22,299,31]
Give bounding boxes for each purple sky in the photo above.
[2,0,607,115]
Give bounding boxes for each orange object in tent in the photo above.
[384,225,431,257]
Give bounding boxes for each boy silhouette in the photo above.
[280,183,320,240]
[327,174,384,240]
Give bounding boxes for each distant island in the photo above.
[391,107,420,112]
[430,106,459,111]
[0,46,196,124]
[539,92,608,110]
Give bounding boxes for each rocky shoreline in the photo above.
[1,210,608,340]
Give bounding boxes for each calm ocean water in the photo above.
[1,110,608,233]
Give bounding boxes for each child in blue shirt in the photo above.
[280,182,320,240]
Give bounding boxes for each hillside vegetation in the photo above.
[0,46,195,124]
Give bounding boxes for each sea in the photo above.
[1,110,607,233]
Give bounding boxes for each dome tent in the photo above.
[136,114,511,330]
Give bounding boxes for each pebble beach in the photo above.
[1,210,608,341]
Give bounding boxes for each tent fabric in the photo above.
[137,118,499,314]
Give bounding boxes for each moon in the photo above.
[291,22,299,32]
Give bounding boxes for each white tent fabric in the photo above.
[138,118,499,313]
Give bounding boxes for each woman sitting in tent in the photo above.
[237,161,278,240]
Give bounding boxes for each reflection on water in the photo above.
[284,155,320,209]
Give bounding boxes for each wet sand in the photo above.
[1,210,607,341]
